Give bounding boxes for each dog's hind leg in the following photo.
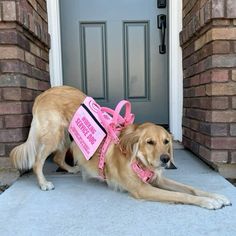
[53,149,80,174]
[33,146,54,191]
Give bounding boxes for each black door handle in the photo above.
[157,14,166,54]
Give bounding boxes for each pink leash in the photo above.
[97,100,134,178]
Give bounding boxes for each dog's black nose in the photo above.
[160,154,170,164]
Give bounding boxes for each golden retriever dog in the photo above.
[10,86,231,210]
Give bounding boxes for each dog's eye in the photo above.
[163,139,169,145]
[147,140,155,145]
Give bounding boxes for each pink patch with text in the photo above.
[68,97,111,160]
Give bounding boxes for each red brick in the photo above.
[206,82,236,96]
[199,97,212,109]
[200,123,228,136]
[183,55,195,69]
[186,109,206,121]
[211,97,229,109]
[0,102,31,115]
[35,57,47,71]
[183,117,191,128]
[0,117,4,129]
[2,1,16,21]
[212,55,236,68]
[183,136,192,150]
[230,124,236,136]
[31,68,49,81]
[183,127,192,139]
[2,88,33,101]
[25,52,36,66]
[212,0,225,18]
[182,42,195,59]
[5,114,32,128]
[211,70,229,82]
[37,0,47,11]
[212,19,231,26]
[232,97,236,109]
[212,41,230,54]
[197,57,212,74]
[40,49,49,62]
[200,0,208,8]
[0,144,5,156]
[233,41,236,53]
[28,0,37,10]
[212,28,236,40]
[190,119,200,131]
[231,152,236,163]
[38,80,50,91]
[30,42,40,57]
[0,74,27,87]
[199,6,205,27]
[204,1,212,23]
[0,60,31,75]
[199,146,228,163]
[0,30,29,50]
[184,75,200,88]
[232,70,236,81]
[36,3,47,22]
[206,111,236,122]
[195,86,206,96]
[26,77,39,90]
[200,71,211,84]
[196,97,228,110]
[197,43,212,62]
[211,137,236,149]
[185,98,200,108]
[184,88,195,98]
[0,2,2,21]
[226,0,236,18]
[0,46,24,60]
[0,30,17,44]
[0,128,28,142]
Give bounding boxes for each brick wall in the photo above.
[0,0,50,164]
[181,0,236,168]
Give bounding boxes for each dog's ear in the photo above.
[119,124,140,155]
[166,134,177,169]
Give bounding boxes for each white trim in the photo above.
[47,0,63,86]
[47,0,183,141]
[169,0,183,141]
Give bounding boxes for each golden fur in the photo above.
[10,86,231,209]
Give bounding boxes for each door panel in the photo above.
[60,0,169,125]
[124,21,149,100]
[80,23,108,100]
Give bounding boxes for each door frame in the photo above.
[47,0,183,141]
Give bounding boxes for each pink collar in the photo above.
[131,161,154,183]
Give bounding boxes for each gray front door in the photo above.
[60,0,169,126]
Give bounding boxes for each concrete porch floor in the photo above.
[0,150,236,236]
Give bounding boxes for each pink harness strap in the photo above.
[131,161,154,183]
[98,100,134,179]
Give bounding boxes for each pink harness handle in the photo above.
[98,100,135,143]
[97,100,135,178]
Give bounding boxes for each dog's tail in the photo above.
[10,118,37,171]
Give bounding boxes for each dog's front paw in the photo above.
[40,181,55,191]
[199,197,224,210]
[210,193,231,206]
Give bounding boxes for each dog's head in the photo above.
[119,122,175,169]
